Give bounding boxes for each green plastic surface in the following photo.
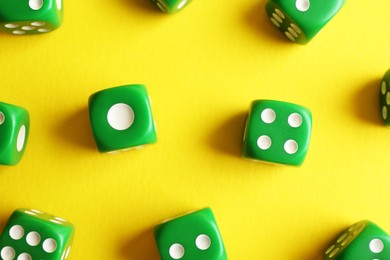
[154,208,227,260]
[265,0,346,44]
[0,208,75,259]
[0,102,29,166]
[151,0,191,13]
[241,100,312,166]
[89,84,157,153]
[324,220,390,259]
[380,69,390,124]
[0,0,63,35]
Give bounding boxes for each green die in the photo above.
[151,0,191,14]
[89,84,157,153]
[324,220,390,259]
[242,100,312,166]
[0,102,29,166]
[380,69,390,124]
[0,0,63,35]
[265,0,346,44]
[0,208,75,260]
[154,208,227,260]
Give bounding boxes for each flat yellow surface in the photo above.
[1,0,390,259]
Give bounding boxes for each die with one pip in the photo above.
[242,100,312,166]
[88,84,157,153]
[0,208,75,260]
[154,208,227,260]
[151,0,191,14]
[324,220,390,259]
[0,101,29,166]
[265,0,346,44]
[0,0,63,35]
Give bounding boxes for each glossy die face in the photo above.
[242,100,312,166]
[0,102,29,166]
[265,0,345,44]
[89,84,157,153]
[154,208,227,260]
[380,69,390,124]
[324,220,390,259]
[0,209,75,260]
[0,0,63,35]
[151,0,191,13]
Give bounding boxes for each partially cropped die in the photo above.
[242,100,312,166]
[89,84,157,153]
[154,208,227,260]
[324,220,390,259]
[0,209,75,260]
[0,102,29,166]
[151,0,191,13]
[0,0,63,35]
[265,0,345,44]
[380,69,390,124]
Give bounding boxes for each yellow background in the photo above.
[0,0,390,259]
